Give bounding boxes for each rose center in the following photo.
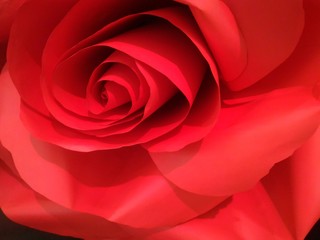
[100,81,131,110]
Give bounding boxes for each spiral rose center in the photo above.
[35,6,220,149]
[100,81,131,109]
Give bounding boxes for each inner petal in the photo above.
[100,81,131,110]
[87,60,146,118]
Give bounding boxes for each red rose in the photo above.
[1,0,320,239]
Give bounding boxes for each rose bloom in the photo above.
[0,0,320,239]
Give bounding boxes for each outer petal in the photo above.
[177,0,304,90]
[7,0,77,114]
[221,0,320,99]
[0,69,226,230]
[262,126,320,239]
[0,161,129,240]
[150,87,320,196]
[145,183,293,240]
[175,0,246,83]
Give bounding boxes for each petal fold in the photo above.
[177,0,304,90]
[150,87,320,196]
[145,183,293,240]
[263,126,320,239]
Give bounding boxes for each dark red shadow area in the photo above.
[306,219,320,240]
[0,210,79,240]
[0,209,318,239]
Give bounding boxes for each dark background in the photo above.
[0,210,318,239]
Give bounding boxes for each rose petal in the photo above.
[42,0,173,70]
[39,1,178,121]
[7,0,77,115]
[144,73,219,151]
[262,126,320,239]
[221,0,320,100]
[145,183,293,240]
[87,51,149,116]
[47,49,146,130]
[135,62,178,118]
[145,6,219,84]
[150,87,320,196]
[50,47,111,121]
[0,70,226,230]
[175,0,246,83]
[0,161,130,239]
[0,142,20,178]
[178,0,304,90]
[3,68,182,151]
[18,19,213,150]
[99,21,206,104]
[8,2,220,151]
[91,66,132,116]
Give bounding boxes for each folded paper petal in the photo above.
[145,183,293,240]
[222,0,320,100]
[0,161,130,239]
[150,87,320,196]
[0,69,226,230]
[7,0,77,115]
[178,0,304,90]
[263,126,320,239]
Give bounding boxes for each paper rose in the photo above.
[1,0,320,239]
